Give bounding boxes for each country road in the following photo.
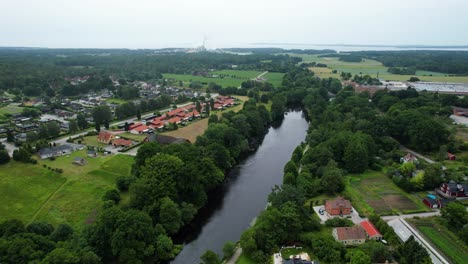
[400,145,436,164]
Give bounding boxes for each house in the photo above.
[128,122,143,130]
[15,123,38,133]
[447,152,456,160]
[97,131,115,144]
[112,138,132,147]
[145,134,190,145]
[422,196,443,209]
[400,153,419,164]
[439,180,468,197]
[325,197,352,216]
[130,125,150,134]
[360,220,382,240]
[14,132,27,142]
[39,143,83,159]
[87,149,97,157]
[72,157,87,166]
[332,226,367,246]
[283,258,315,264]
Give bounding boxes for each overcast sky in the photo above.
[1,0,468,49]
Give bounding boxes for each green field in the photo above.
[290,54,468,83]
[409,217,468,264]
[0,103,23,117]
[0,151,135,229]
[164,70,284,88]
[344,170,430,216]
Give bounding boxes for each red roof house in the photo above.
[332,226,367,246]
[325,197,352,216]
[112,138,132,147]
[128,122,143,130]
[97,131,115,144]
[360,220,382,240]
[447,152,456,160]
[130,125,150,134]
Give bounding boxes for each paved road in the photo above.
[388,218,449,264]
[382,210,440,221]
[400,145,436,164]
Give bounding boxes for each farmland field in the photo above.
[345,170,429,215]
[408,217,468,264]
[292,54,468,83]
[164,70,284,88]
[0,151,135,229]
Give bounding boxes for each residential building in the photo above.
[39,143,84,159]
[72,157,87,166]
[439,180,468,197]
[447,152,456,160]
[332,226,367,246]
[400,153,419,164]
[360,220,382,240]
[112,138,132,147]
[325,197,352,216]
[97,131,115,144]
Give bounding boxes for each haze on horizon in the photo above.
[1,0,468,49]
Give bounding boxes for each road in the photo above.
[400,145,436,164]
[388,218,449,264]
[381,210,440,221]
[238,71,269,88]
[225,247,242,264]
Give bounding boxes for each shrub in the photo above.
[116,176,136,191]
[102,189,121,203]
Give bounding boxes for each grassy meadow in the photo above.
[290,54,468,83]
[0,151,135,229]
[164,70,284,88]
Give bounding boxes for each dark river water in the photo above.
[170,110,309,264]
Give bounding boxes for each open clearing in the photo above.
[163,96,248,142]
[164,70,284,88]
[408,217,468,264]
[345,170,429,215]
[293,54,468,83]
[0,151,134,229]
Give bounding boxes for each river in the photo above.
[170,110,309,264]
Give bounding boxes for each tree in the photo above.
[76,114,88,130]
[398,236,431,264]
[200,250,222,264]
[209,98,215,110]
[116,176,135,191]
[343,136,369,173]
[94,122,100,132]
[222,241,236,259]
[38,123,49,139]
[155,234,174,261]
[321,161,345,194]
[159,197,182,235]
[205,103,210,116]
[26,221,54,236]
[208,114,218,124]
[124,122,130,132]
[104,119,110,130]
[346,250,371,264]
[441,202,467,230]
[102,189,121,204]
[12,147,32,163]
[40,247,80,264]
[196,101,202,113]
[68,120,79,134]
[50,223,73,242]
[136,109,141,120]
[92,106,112,126]
[0,149,10,165]
[6,129,14,142]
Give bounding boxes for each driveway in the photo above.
[312,206,366,224]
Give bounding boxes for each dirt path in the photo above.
[28,179,69,224]
[225,247,242,264]
[399,145,436,164]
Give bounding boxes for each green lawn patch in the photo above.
[0,150,135,229]
[291,53,468,83]
[0,103,23,117]
[0,162,66,223]
[409,217,468,264]
[236,253,256,264]
[164,70,264,88]
[344,170,430,216]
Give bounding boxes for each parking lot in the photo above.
[312,205,366,224]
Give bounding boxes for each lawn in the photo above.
[0,151,136,229]
[344,170,430,216]
[118,132,148,142]
[0,162,66,223]
[0,103,23,117]
[105,98,128,104]
[162,96,248,142]
[292,53,468,83]
[163,70,285,89]
[236,253,256,264]
[409,217,468,264]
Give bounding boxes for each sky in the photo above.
[1,0,468,49]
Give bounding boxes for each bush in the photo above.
[116,176,136,191]
[102,189,121,203]
[49,156,56,161]
[325,217,354,227]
